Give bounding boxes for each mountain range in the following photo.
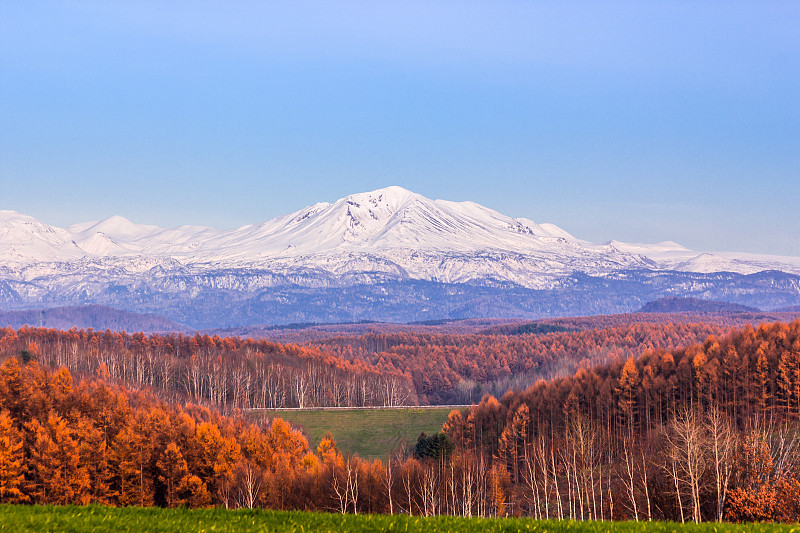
[2,186,800,328]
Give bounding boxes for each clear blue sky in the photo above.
[1,1,798,255]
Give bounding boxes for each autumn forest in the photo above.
[1,316,799,523]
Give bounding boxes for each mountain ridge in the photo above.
[4,187,800,280]
[2,187,800,327]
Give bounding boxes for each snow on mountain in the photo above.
[515,218,582,242]
[119,225,223,256]
[68,216,223,257]
[75,232,133,256]
[605,240,690,255]
[0,210,86,263]
[671,251,800,276]
[3,188,800,287]
[68,215,163,243]
[197,186,586,259]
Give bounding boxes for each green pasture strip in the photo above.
[0,505,796,533]
[250,407,459,459]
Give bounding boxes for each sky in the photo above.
[1,1,798,256]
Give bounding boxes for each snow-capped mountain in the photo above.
[2,187,800,327]
[0,210,86,263]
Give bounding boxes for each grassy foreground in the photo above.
[0,506,797,533]
[252,407,457,459]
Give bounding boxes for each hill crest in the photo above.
[638,297,760,313]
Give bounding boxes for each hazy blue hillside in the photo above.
[0,305,191,332]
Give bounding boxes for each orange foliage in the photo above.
[0,357,371,509]
[310,322,727,402]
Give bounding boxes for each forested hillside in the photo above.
[0,327,415,410]
[0,358,314,507]
[310,322,730,403]
[444,319,800,522]
[0,319,753,409]
[3,314,795,408]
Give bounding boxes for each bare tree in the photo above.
[235,461,262,509]
[291,370,309,409]
[346,458,359,515]
[769,421,800,479]
[417,463,438,516]
[553,442,566,520]
[331,465,348,514]
[640,446,651,521]
[400,460,416,516]
[621,437,639,521]
[460,455,476,517]
[665,451,685,523]
[706,408,735,522]
[665,407,707,523]
[522,443,543,519]
[384,458,394,515]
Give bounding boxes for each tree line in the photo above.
[309,322,728,403]
[0,327,415,410]
[1,318,774,409]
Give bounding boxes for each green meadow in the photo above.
[1,505,796,533]
[251,407,459,459]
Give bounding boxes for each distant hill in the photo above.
[638,297,759,314]
[773,304,800,312]
[0,305,192,333]
[478,322,576,336]
[209,317,522,343]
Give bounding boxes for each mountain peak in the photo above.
[0,210,43,225]
[0,210,85,262]
[351,185,415,198]
[3,189,800,283]
[340,186,419,211]
[103,214,135,225]
[71,215,163,242]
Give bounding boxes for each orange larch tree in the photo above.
[0,409,27,503]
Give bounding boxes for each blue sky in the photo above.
[1,1,798,255]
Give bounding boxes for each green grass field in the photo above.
[250,407,458,459]
[1,505,797,533]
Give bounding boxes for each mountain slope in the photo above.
[0,210,85,262]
